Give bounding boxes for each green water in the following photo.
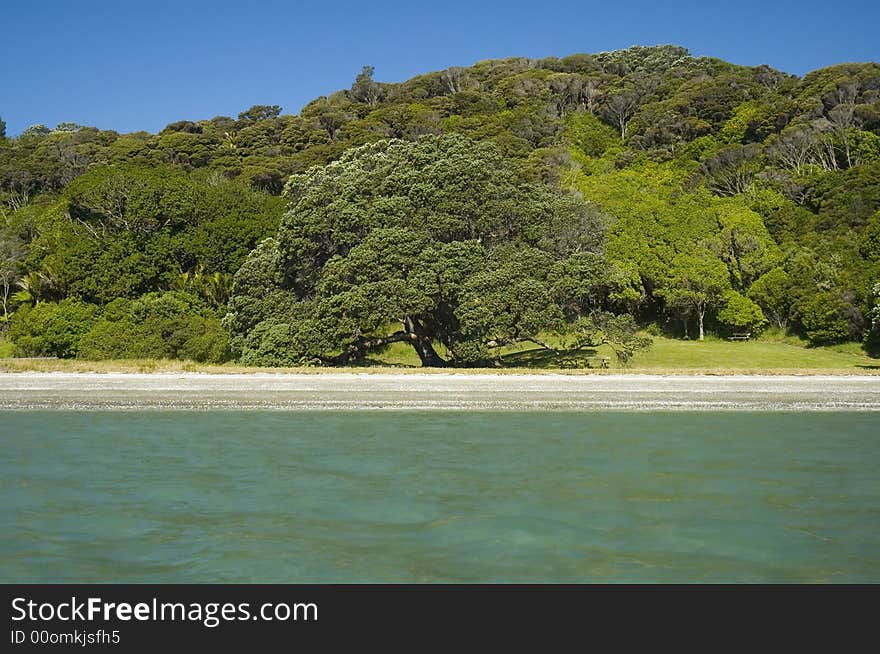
[2,411,878,583]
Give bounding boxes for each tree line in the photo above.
[1,45,878,364]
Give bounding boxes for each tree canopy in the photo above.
[226,134,608,366]
[2,45,879,362]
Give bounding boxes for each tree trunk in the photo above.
[405,316,448,367]
[412,336,447,367]
[698,308,705,341]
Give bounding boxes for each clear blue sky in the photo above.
[2,0,878,136]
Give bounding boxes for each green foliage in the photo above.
[18,166,284,304]
[800,291,854,345]
[228,134,606,366]
[861,211,880,261]
[277,133,601,285]
[710,199,781,289]
[78,292,229,362]
[237,318,315,367]
[548,252,611,318]
[455,246,564,363]
[717,291,767,331]
[350,66,383,106]
[748,268,793,328]
[238,105,282,123]
[64,164,196,234]
[224,238,292,356]
[8,299,99,357]
[659,249,731,340]
[2,47,880,363]
[809,161,880,229]
[565,112,617,157]
[0,227,25,325]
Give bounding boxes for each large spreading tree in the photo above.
[225,134,608,366]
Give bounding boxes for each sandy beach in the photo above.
[1,372,880,410]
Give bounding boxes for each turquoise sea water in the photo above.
[2,411,878,583]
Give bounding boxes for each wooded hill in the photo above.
[1,45,879,365]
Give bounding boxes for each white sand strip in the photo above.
[1,372,880,411]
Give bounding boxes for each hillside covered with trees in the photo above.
[2,45,879,366]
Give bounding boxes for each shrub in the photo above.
[78,292,230,363]
[800,292,852,345]
[8,299,100,358]
[238,319,308,367]
[717,291,767,332]
[565,112,618,157]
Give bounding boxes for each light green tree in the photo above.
[748,268,793,329]
[717,291,767,332]
[660,249,731,340]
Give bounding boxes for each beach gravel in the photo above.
[1,372,879,411]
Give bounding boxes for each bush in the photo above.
[8,299,100,358]
[177,316,230,363]
[565,112,618,157]
[861,211,880,262]
[717,291,767,332]
[78,292,230,363]
[238,319,309,367]
[800,292,852,345]
[77,318,167,360]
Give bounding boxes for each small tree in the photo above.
[350,66,382,106]
[699,144,762,197]
[0,232,24,330]
[660,250,731,341]
[748,268,793,329]
[800,292,852,345]
[717,291,766,333]
[21,124,50,138]
[602,91,640,140]
[237,105,281,123]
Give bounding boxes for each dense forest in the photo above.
[1,45,879,366]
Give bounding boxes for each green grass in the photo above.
[629,335,877,370]
[0,332,877,375]
[361,332,879,372]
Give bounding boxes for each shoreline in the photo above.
[1,359,879,377]
[2,372,879,411]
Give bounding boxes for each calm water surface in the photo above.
[2,411,878,582]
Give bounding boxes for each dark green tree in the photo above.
[350,66,382,106]
[227,134,606,366]
[237,105,282,124]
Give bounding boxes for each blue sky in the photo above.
[2,0,878,136]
